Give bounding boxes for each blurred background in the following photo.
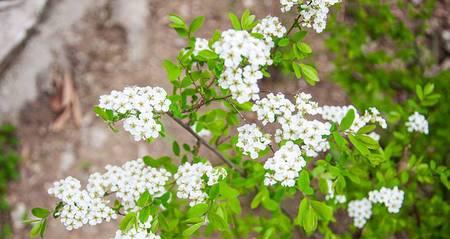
[0,0,448,238]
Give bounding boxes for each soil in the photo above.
[2,0,346,238]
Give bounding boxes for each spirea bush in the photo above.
[27,0,448,238]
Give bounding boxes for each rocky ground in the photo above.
[0,0,346,238]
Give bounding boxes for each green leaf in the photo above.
[208,212,228,231]
[139,206,152,224]
[143,156,160,167]
[172,141,180,156]
[93,106,114,122]
[416,85,424,100]
[198,50,218,60]
[356,134,379,148]
[310,200,333,221]
[182,222,203,236]
[219,182,239,198]
[169,14,186,27]
[292,63,302,79]
[297,171,313,195]
[29,221,42,238]
[299,63,319,85]
[228,13,241,30]
[340,109,355,131]
[187,203,209,218]
[163,60,181,82]
[357,125,376,134]
[424,83,434,95]
[240,10,256,30]
[39,219,47,237]
[332,131,347,149]
[189,16,205,34]
[297,42,312,54]
[31,208,50,219]
[119,212,137,232]
[261,198,278,211]
[304,205,318,234]
[137,191,152,208]
[348,134,370,156]
[277,38,290,47]
[250,190,265,209]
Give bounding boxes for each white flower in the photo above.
[98,86,171,141]
[212,29,276,103]
[405,112,429,134]
[113,228,160,239]
[48,158,171,231]
[324,179,346,203]
[174,162,226,206]
[252,16,287,40]
[263,141,306,187]
[252,93,295,125]
[279,0,340,33]
[280,0,298,12]
[368,186,404,214]
[236,124,271,159]
[348,198,372,228]
[319,105,387,133]
[193,38,210,55]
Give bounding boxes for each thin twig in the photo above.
[225,98,250,124]
[287,14,302,35]
[166,113,244,174]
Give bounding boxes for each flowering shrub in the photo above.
[325,0,449,237]
[27,0,447,238]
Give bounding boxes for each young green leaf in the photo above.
[187,203,209,218]
[348,134,370,156]
[228,13,241,30]
[299,63,319,85]
[163,60,181,82]
[119,212,137,232]
[172,141,180,156]
[189,16,205,34]
[182,222,203,236]
[340,109,355,131]
[137,191,152,208]
[31,208,50,219]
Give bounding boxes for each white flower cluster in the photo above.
[264,141,306,187]
[368,186,405,213]
[212,30,274,103]
[325,179,346,203]
[405,112,429,134]
[236,124,271,159]
[280,0,298,12]
[279,0,340,33]
[299,0,341,33]
[48,177,116,230]
[254,92,331,158]
[319,105,387,133]
[252,93,294,125]
[252,16,287,40]
[98,86,171,141]
[347,198,372,228]
[348,186,404,228]
[113,223,160,239]
[193,38,210,55]
[92,159,171,210]
[174,162,227,206]
[48,159,171,231]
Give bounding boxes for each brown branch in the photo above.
[287,13,302,35]
[167,112,244,174]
